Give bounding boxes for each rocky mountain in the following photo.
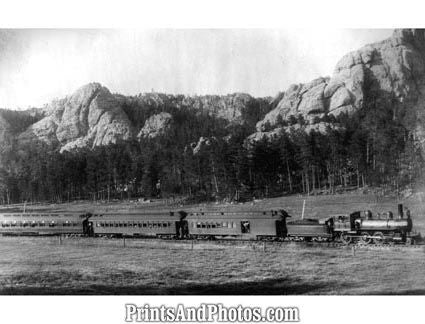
[8,29,425,154]
[137,112,173,139]
[253,29,425,147]
[246,122,343,145]
[14,84,270,152]
[18,83,133,152]
[181,93,261,123]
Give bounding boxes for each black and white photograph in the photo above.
[0,0,425,322]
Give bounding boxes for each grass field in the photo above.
[1,193,424,295]
[0,236,424,295]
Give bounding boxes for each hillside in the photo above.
[7,84,270,153]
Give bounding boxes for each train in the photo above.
[0,203,418,245]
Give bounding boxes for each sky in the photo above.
[0,29,394,109]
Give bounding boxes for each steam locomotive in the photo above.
[0,204,418,245]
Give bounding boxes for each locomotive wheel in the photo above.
[340,233,352,245]
[360,232,372,245]
[373,231,385,245]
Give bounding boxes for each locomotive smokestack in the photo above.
[398,204,404,218]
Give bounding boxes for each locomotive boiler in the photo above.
[333,204,415,244]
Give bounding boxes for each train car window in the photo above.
[11,221,17,227]
[39,222,45,227]
[232,222,237,228]
[163,222,168,227]
[31,221,37,227]
[241,221,250,234]
[211,223,216,228]
[49,222,56,227]
[123,222,128,227]
[22,222,28,227]
[196,222,201,228]
[222,222,227,227]
[1,222,6,227]
[201,223,206,228]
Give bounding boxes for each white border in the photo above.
[1,0,425,323]
[0,0,424,28]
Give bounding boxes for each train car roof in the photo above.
[90,212,177,219]
[0,212,85,218]
[186,210,283,219]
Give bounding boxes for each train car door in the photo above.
[83,218,94,236]
[275,219,287,238]
[176,220,188,239]
[241,221,251,234]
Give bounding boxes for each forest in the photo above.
[0,90,424,205]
